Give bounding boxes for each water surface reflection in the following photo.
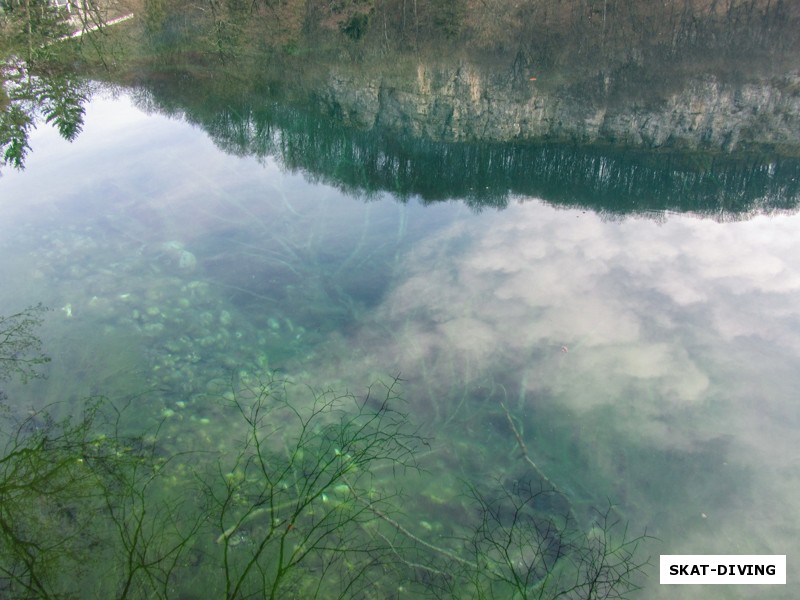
[1,92,797,597]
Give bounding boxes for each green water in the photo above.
[1,91,799,598]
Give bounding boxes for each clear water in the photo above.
[2,92,799,598]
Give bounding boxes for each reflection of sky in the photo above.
[2,93,799,597]
[376,202,800,423]
[3,94,170,183]
[330,199,800,596]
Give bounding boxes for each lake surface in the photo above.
[1,90,798,598]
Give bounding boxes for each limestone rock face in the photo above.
[313,65,800,154]
[598,75,800,152]
[317,75,380,128]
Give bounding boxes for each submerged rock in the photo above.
[148,241,198,273]
[178,250,197,271]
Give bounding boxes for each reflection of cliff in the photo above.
[316,64,800,155]
[124,67,800,219]
[114,0,800,156]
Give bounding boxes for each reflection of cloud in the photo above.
[438,317,497,363]
[373,204,715,420]
[620,214,800,360]
[307,198,799,464]
[297,196,800,591]
[416,202,797,584]
[322,200,800,455]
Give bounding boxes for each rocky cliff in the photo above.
[314,63,800,155]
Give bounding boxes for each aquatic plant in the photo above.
[0,396,111,598]
[0,304,50,387]
[455,482,650,600]
[402,400,653,599]
[0,380,652,599]
[207,373,426,599]
[0,307,651,598]
[0,370,430,598]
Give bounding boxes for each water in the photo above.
[1,91,799,598]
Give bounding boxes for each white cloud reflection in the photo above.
[318,199,800,457]
[310,197,800,595]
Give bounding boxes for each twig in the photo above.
[373,530,452,579]
[344,477,479,571]
[499,401,579,526]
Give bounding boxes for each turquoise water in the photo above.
[2,91,799,598]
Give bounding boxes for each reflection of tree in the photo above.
[0,0,115,170]
[1,0,70,171]
[1,61,89,169]
[127,72,800,219]
[0,0,69,58]
[138,0,799,76]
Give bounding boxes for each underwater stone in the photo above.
[206,378,228,394]
[178,250,197,271]
[90,299,116,320]
[143,322,165,334]
[186,281,209,296]
[190,393,208,405]
[333,484,352,498]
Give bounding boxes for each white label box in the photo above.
[660,555,786,584]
